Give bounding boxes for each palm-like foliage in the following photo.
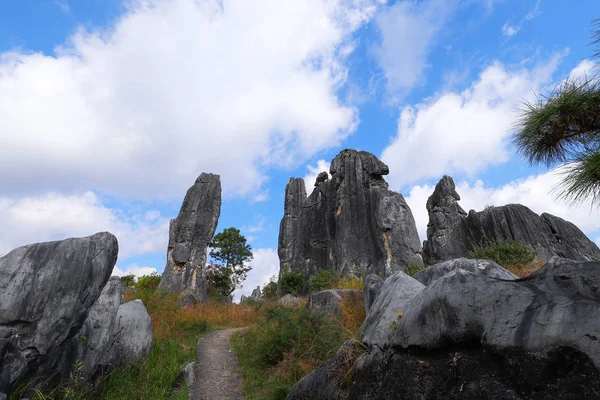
[513,19,600,206]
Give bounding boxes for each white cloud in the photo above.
[233,247,279,302]
[404,167,600,243]
[569,59,596,82]
[53,0,70,14]
[501,0,541,37]
[113,264,158,278]
[250,190,270,204]
[502,23,519,37]
[382,55,563,189]
[0,192,169,260]
[375,0,454,97]
[0,0,382,200]
[303,159,331,194]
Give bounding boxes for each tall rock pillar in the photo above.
[158,173,221,302]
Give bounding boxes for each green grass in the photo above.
[232,301,364,400]
[467,239,536,269]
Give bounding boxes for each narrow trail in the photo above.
[190,328,245,400]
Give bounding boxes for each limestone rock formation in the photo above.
[306,289,363,316]
[103,299,153,367]
[277,294,303,307]
[363,274,384,315]
[278,149,423,282]
[290,258,600,399]
[423,175,600,265]
[0,234,154,394]
[0,233,117,393]
[413,257,518,286]
[360,271,425,347]
[158,173,221,302]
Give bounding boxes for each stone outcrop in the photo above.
[102,299,153,367]
[413,257,518,286]
[306,289,363,316]
[363,274,383,315]
[241,286,262,303]
[278,149,423,283]
[277,294,303,307]
[423,175,600,265]
[158,173,221,302]
[0,234,153,394]
[289,258,600,399]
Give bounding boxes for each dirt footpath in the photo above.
[190,328,245,400]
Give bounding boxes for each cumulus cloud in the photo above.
[0,0,382,200]
[0,191,169,260]
[303,159,331,194]
[404,167,600,243]
[375,0,454,97]
[569,59,596,81]
[233,247,279,302]
[381,55,563,189]
[113,264,158,278]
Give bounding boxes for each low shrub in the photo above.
[468,239,536,269]
[308,270,338,293]
[406,264,424,277]
[278,269,305,296]
[262,277,278,300]
[233,296,366,400]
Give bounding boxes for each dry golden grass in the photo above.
[506,258,545,278]
[124,290,261,341]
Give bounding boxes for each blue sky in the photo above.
[1,0,600,300]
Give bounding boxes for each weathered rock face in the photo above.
[278,149,423,283]
[277,294,303,307]
[413,257,518,286]
[306,289,363,316]
[0,233,117,393]
[423,175,600,265]
[360,271,425,347]
[158,173,221,302]
[287,339,360,400]
[290,258,600,399]
[102,299,153,367]
[363,274,383,315]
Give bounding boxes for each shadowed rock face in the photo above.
[278,149,423,282]
[423,175,600,265]
[158,173,221,302]
[289,259,600,400]
[0,233,118,393]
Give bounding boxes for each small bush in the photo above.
[120,274,136,288]
[308,270,338,293]
[406,264,424,277]
[278,270,305,296]
[262,277,278,300]
[468,239,536,269]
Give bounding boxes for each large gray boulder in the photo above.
[363,274,384,316]
[413,257,518,286]
[72,276,124,376]
[423,175,600,265]
[103,299,153,367]
[292,258,600,399]
[158,173,221,302]
[278,149,423,284]
[0,233,118,393]
[306,289,363,316]
[360,271,424,347]
[286,339,360,400]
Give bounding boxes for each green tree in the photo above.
[208,227,253,298]
[513,19,600,205]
